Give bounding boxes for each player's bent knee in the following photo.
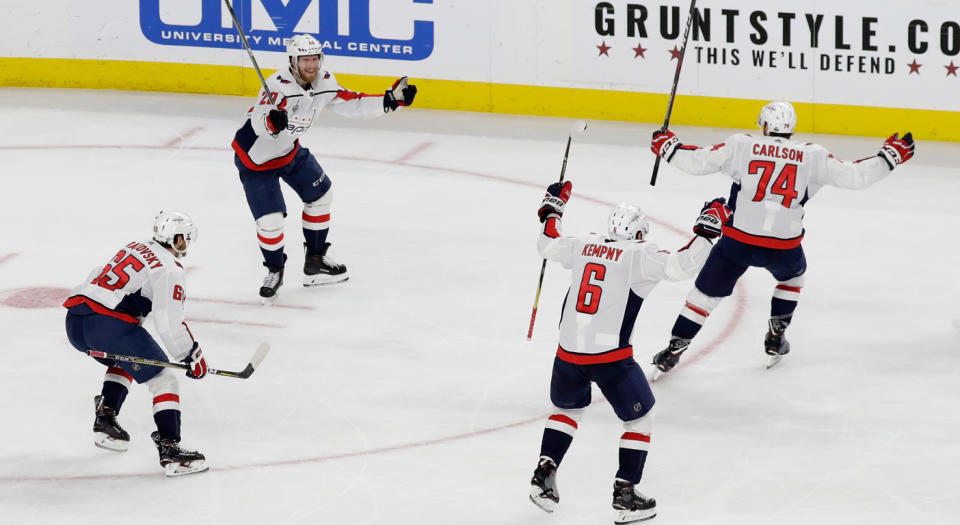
[623,407,655,435]
[778,273,806,288]
[680,287,723,324]
[144,368,180,396]
[305,191,332,211]
[546,407,583,436]
[256,212,285,233]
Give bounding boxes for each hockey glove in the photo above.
[266,108,288,134]
[693,197,732,239]
[182,343,208,380]
[651,129,680,161]
[878,132,915,169]
[384,77,417,111]
[538,181,573,222]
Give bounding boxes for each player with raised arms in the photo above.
[231,34,417,302]
[649,101,915,373]
[527,181,730,523]
[63,211,209,476]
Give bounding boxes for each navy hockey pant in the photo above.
[550,356,654,421]
[694,236,806,298]
[235,146,332,220]
[65,307,166,384]
[236,147,333,267]
[672,236,807,340]
[544,356,655,482]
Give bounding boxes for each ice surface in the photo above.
[0,88,958,524]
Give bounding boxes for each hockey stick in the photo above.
[88,342,270,380]
[649,0,697,186]
[527,120,588,341]
[223,0,276,107]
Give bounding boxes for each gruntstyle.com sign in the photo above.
[138,0,435,60]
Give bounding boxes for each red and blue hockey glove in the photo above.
[538,181,573,222]
[651,129,680,161]
[182,343,208,380]
[266,108,288,134]
[384,77,417,111]
[878,132,915,169]
[693,197,732,239]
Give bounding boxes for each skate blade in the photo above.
[261,293,279,306]
[614,508,657,524]
[528,492,557,513]
[94,433,129,452]
[303,274,349,287]
[163,460,209,477]
[765,354,785,369]
[650,369,665,382]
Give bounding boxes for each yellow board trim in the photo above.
[2,57,957,142]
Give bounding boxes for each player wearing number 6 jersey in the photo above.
[62,211,209,476]
[650,101,915,373]
[528,181,724,523]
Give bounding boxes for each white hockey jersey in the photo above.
[63,241,196,361]
[538,219,712,364]
[668,134,892,248]
[232,67,388,170]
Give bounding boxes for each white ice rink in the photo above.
[0,88,958,524]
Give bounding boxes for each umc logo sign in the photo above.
[139,0,434,60]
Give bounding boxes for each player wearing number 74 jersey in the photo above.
[650,101,915,373]
[528,181,725,523]
[62,211,209,476]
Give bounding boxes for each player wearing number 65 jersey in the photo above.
[650,101,915,373]
[528,181,723,524]
[62,211,209,476]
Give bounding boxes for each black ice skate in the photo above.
[259,264,284,304]
[529,457,560,513]
[612,479,657,524]
[303,242,349,286]
[764,317,791,369]
[150,431,208,477]
[651,337,690,381]
[93,395,129,452]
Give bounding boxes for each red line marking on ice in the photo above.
[0,142,748,483]
[192,297,314,310]
[0,253,18,265]
[186,317,286,329]
[162,126,205,148]
[395,141,433,164]
[0,414,546,482]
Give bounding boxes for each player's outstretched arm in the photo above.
[651,129,733,176]
[820,132,914,189]
[536,181,577,267]
[644,199,730,281]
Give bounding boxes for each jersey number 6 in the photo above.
[749,160,799,208]
[576,263,606,314]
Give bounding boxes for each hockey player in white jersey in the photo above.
[527,181,730,523]
[232,34,417,301]
[649,101,915,373]
[63,211,209,476]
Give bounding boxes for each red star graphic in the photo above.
[632,42,647,59]
[907,59,922,74]
[669,46,681,61]
[946,61,959,77]
[597,41,610,57]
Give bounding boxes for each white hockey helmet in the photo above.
[287,34,324,81]
[153,210,198,257]
[608,204,650,241]
[757,101,797,135]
